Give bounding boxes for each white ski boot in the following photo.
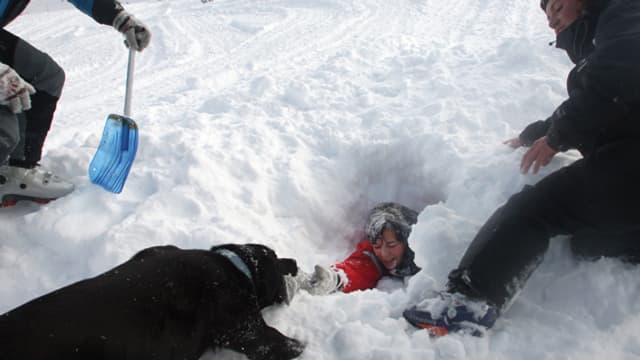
[0,165,74,207]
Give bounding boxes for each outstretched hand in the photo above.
[306,265,342,295]
[503,137,523,149]
[520,136,557,174]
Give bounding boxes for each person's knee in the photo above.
[502,185,541,216]
[569,234,599,260]
[14,40,65,97]
[35,55,65,98]
[47,59,65,96]
[570,231,640,264]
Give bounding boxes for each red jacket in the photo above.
[332,241,384,293]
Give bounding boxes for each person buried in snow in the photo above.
[285,202,422,298]
[403,0,640,337]
[0,0,151,207]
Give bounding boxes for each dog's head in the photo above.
[210,244,297,309]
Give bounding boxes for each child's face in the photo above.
[372,228,406,270]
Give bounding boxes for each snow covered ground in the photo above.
[3,0,640,358]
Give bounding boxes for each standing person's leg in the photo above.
[446,164,587,311]
[1,29,65,167]
[567,140,640,264]
[0,108,20,164]
[403,163,587,335]
[449,141,640,310]
[405,139,640,333]
[0,29,73,205]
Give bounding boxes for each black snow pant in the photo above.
[0,29,65,167]
[447,139,640,312]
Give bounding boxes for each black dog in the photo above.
[0,244,304,360]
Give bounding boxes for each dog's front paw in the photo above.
[239,326,305,360]
[280,337,305,359]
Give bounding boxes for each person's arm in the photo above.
[68,0,151,51]
[332,241,383,293]
[285,242,383,298]
[544,7,640,153]
[522,4,640,173]
[68,0,123,25]
[504,118,551,149]
[519,118,551,147]
[544,70,630,153]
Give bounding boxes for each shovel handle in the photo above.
[124,48,135,117]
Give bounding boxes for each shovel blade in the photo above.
[89,114,138,194]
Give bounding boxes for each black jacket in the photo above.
[519,0,640,156]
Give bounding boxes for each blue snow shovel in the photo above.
[89,48,139,194]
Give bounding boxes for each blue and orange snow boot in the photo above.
[403,292,498,337]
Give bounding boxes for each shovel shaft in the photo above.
[124,48,135,117]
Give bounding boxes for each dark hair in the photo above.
[542,0,591,12]
[540,0,548,11]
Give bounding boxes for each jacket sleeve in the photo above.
[519,118,551,146]
[545,4,640,152]
[332,241,383,293]
[68,0,123,26]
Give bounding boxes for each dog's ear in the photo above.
[278,258,298,276]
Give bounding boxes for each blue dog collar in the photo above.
[215,249,253,282]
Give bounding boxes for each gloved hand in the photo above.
[283,265,344,302]
[305,265,343,295]
[113,11,151,51]
[0,63,35,114]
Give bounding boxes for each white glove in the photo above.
[305,265,343,295]
[0,64,35,114]
[300,265,343,295]
[113,11,151,51]
[284,265,343,302]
